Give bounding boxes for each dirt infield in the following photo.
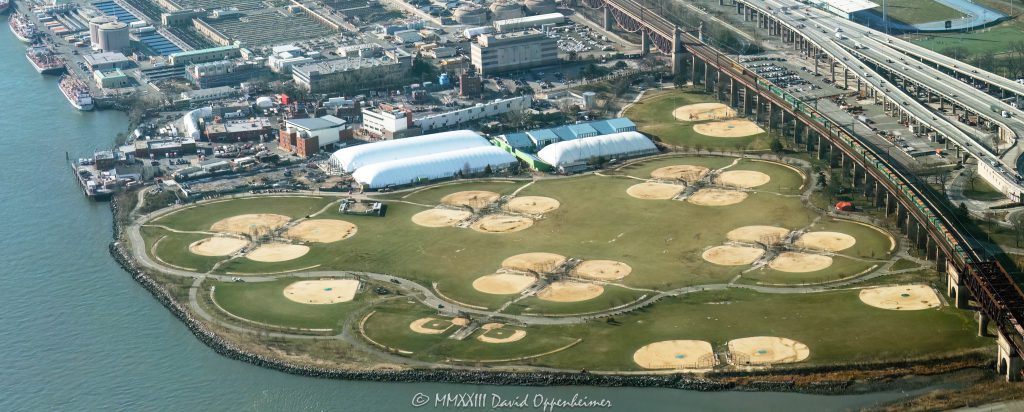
[188,236,248,256]
[283,279,360,304]
[687,188,748,206]
[859,285,941,310]
[472,273,537,295]
[210,214,291,234]
[672,103,736,121]
[573,260,632,280]
[284,219,357,243]
[505,196,560,214]
[441,191,501,209]
[702,245,765,266]
[409,317,453,334]
[411,209,472,227]
[716,170,771,188]
[726,225,791,244]
[626,182,685,200]
[728,336,810,365]
[768,252,833,273]
[471,215,535,233]
[501,253,567,273]
[537,281,604,302]
[795,231,857,252]
[246,243,310,262]
[633,340,716,369]
[651,165,710,182]
[693,120,765,138]
[478,327,528,344]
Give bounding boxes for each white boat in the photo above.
[59,74,95,111]
[8,13,36,43]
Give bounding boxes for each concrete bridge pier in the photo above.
[978,312,990,337]
[603,6,611,31]
[946,262,968,309]
[998,331,1023,382]
[742,86,752,116]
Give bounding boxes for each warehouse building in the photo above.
[414,95,531,132]
[168,45,241,66]
[330,130,491,172]
[351,146,517,189]
[536,131,657,172]
[291,57,407,93]
[204,118,274,142]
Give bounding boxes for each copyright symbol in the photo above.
[411,392,430,407]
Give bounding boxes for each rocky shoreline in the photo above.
[106,196,991,394]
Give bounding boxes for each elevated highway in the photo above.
[584,0,1024,380]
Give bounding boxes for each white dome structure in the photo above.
[330,130,490,172]
[524,0,556,15]
[489,0,524,20]
[454,5,488,25]
[352,146,517,189]
[536,131,657,168]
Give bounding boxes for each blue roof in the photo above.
[501,133,534,150]
[551,124,597,141]
[93,1,140,23]
[591,117,636,134]
[527,129,559,143]
[139,33,182,55]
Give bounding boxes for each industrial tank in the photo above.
[524,0,556,15]
[489,0,523,20]
[97,21,130,52]
[453,5,487,25]
[88,15,117,46]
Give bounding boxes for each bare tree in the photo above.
[1012,213,1024,248]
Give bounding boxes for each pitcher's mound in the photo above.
[246,243,310,262]
[702,245,765,266]
[634,340,716,369]
[411,209,472,227]
[651,165,710,182]
[859,285,940,310]
[768,252,832,273]
[211,214,291,234]
[502,252,567,273]
[728,336,810,365]
[687,188,748,206]
[573,260,632,280]
[472,273,537,294]
[471,215,534,233]
[189,236,248,256]
[410,317,454,334]
[717,170,771,188]
[478,327,527,343]
[285,219,357,243]
[627,182,685,200]
[794,231,856,252]
[694,120,765,138]
[537,281,604,302]
[441,191,501,208]
[727,225,790,244]
[672,103,735,121]
[506,196,560,214]
[283,279,360,304]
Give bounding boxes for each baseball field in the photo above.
[623,89,773,151]
[137,153,991,370]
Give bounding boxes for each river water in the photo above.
[0,27,931,411]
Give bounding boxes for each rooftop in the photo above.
[83,51,130,66]
[286,115,347,130]
[818,0,877,14]
[206,117,272,133]
[292,57,402,76]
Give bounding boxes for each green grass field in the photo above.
[361,289,989,369]
[879,0,965,25]
[912,26,1021,56]
[963,176,1006,201]
[209,277,369,330]
[623,89,773,151]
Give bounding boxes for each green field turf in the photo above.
[912,26,1022,56]
[879,0,965,25]
[145,156,901,311]
[210,277,368,330]
[623,89,773,150]
[361,289,989,369]
[151,196,335,232]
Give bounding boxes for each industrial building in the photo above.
[291,56,407,93]
[493,12,564,32]
[414,95,532,132]
[281,116,351,148]
[471,29,558,75]
[536,131,657,171]
[351,145,517,189]
[93,69,132,88]
[329,130,491,172]
[168,45,241,66]
[133,138,197,159]
[179,86,238,102]
[186,60,269,88]
[361,106,414,139]
[204,118,274,142]
[82,51,132,72]
[813,0,877,19]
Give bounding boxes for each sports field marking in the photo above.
[794,232,856,252]
[728,336,809,365]
[671,103,736,121]
[726,225,790,244]
[211,214,291,235]
[702,245,765,266]
[471,215,534,233]
[505,196,560,214]
[246,243,310,262]
[859,284,940,310]
[477,327,527,344]
[693,120,765,138]
[441,191,501,209]
[188,236,249,256]
[537,281,604,302]
[716,170,771,189]
[284,219,357,243]
[282,279,360,304]
[626,182,685,199]
[472,273,537,295]
[573,260,632,280]
[687,188,748,206]
[502,253,567,273]
[768,252,833,273]
[411,209,473,227]
[633,340,716,369]
[650,165,709,182]
[409,317,454,334]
